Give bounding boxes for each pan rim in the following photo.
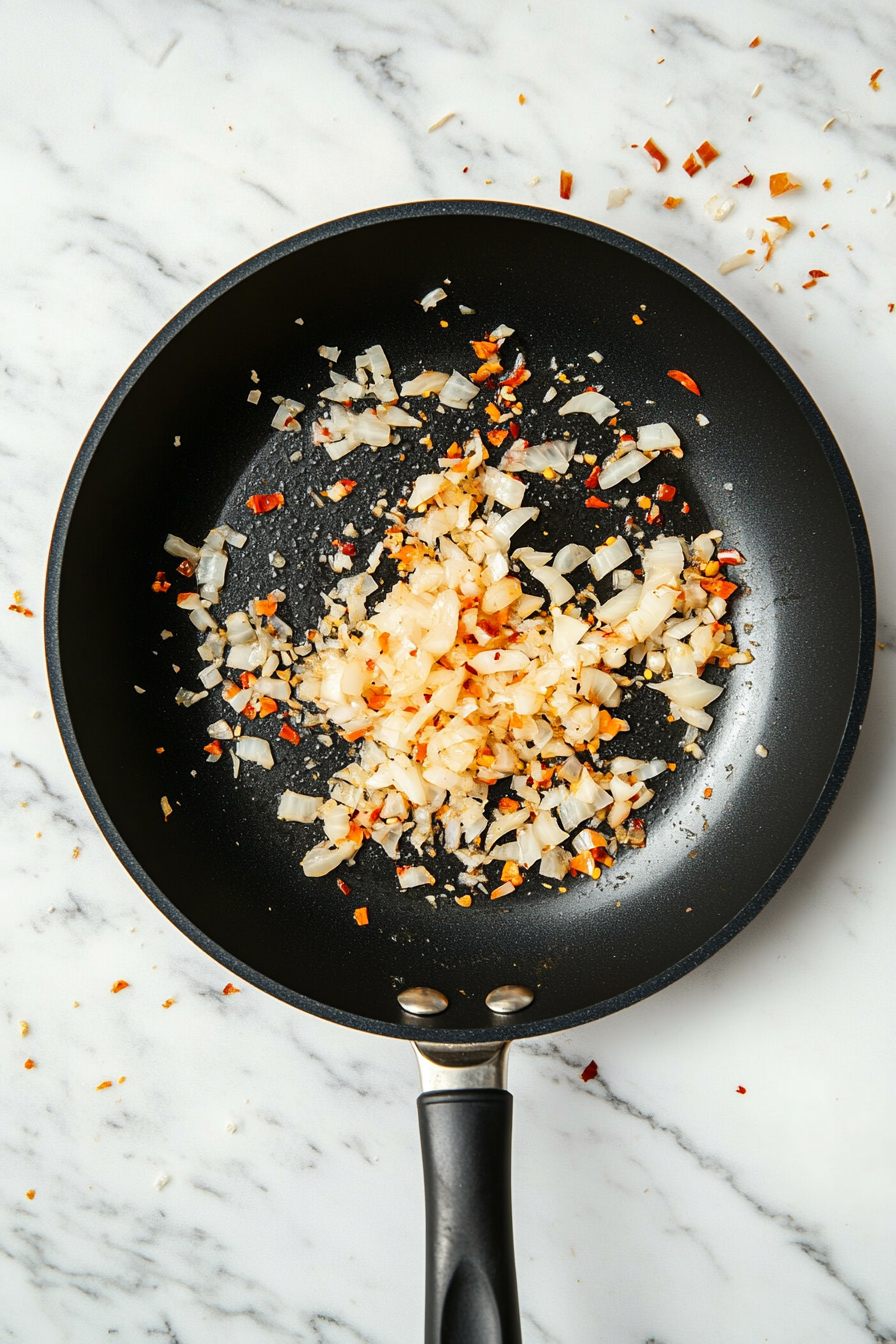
[44,198,876,1043]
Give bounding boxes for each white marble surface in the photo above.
[2,1,895,1340]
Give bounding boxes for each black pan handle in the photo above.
[417,1088,521,1344]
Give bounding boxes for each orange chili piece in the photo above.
[111,980,129,994]
[255,598,278,616]
[257,696,278,718]
[222,983,241,995]
[279,722,301,745]
[769,172,801,197]
[682,153,702,177]
[700,576,738,599]
[96,1080,112,1091]
[337,878,351,895]
[667,369,701,395]
[663,196,683,209]
[559,169,573,200]
[245,492,284,514]
[643,138,668,171]
[24,1058,35,1070]
[203,741,223,756]
[696,140,719,166]
[354,906,369,926]
[585,495,610,508]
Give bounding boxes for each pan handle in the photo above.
[414,1044,521,1344]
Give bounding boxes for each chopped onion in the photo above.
[488,506,540,550]
[530,566,575,606]
[559,390,618,424]
[652,676,724,710]
[164,535,201,565]
[483,467,526,509]
[589,536,632,581]
[278,791,323,822]
[439,370,479,409]
[235,737,274,769]
[598,451,650,490]
[397,865,436,888]
[636,422,680,452]
[420,288,447,311]
[553,543,592,574]
[400,371,450,396]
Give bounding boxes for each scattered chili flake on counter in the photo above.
[823,178,832,190]
[580,1059,599,1083]
[643,138,668,171]
[704,787,713,798]
[111,980,129,994]
[353,906,369,926]
[667,369,701,395]
[222,983,241,995]
[8,602,34,616]
[870,68,883,90]
[24,1058,35,1070]
[682,152,701,177]
[736,1085,747,1094]
[161,998,175,1009]
[749,35,761,47]
[769,172,802,197]
[696,140,719,166]
[118,1076,126,1085]
[803,269,829,289]
[245,492,284,514]
[96,1080,112,1091]
[559,169,573,200]
[25,1190,35,1200]
[663,195,683,209]
[733,171,754,188]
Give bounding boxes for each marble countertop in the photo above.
[3,1,894,1340]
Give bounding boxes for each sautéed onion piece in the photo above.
[165,334,754,899]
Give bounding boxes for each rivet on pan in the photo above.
[485,985,535,1014]
[397,986,449,1016]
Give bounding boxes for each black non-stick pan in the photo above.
[46,201,874,1343]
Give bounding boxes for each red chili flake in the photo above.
[682,153,701,177]
[463,166,468,173]
[239,671,256,689]
[354,906,369,926]
[222,983,241,995]
[696,140,719,167]
[667,369,701,395]
[245,492,284,514]
[717,547,745,565]
[870,68,883,90]
[802,280,817,289]
[889,304,895,313]
[151,571,171,593]
[733,171,754,188]
[808,269,829,279]
[769,172,801,197]
[701,576,738,599]
[508,420,521,439]
[241,703,257,720]
[340,542,357,557]
[580,1059,599,1083]
[334,878,352,896]
[25,1190,35,1200]
[643,137,668,171]
[338,479,357,494]
[24,1058,35,1070]
[111,980,129,994]
[255,598,278,616]
[646,504,662,525]
[681,502,691,514]
[655,483,677,502]
[736,1085,747,1094]
[663,196,683,209]
[203,741,223,756]
[559,169,573,200]
[96,1080,112,1091]
[583,465,601,489]
[279,722,301,745]
[704,787,713,799]
[176,559,194,578]
[162,998,175,1008]
[585,495,610,509]
[749,35,761,47]
[8,604,35,616]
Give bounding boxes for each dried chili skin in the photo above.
[580,1059,599,1083]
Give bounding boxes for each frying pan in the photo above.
[46,200,874,1343]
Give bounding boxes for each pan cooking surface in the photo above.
[47,203,873,1039]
